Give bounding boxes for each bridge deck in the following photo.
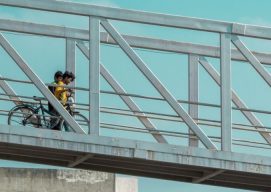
[0,125,270,191]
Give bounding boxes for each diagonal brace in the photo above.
[232,35,271,87]
[0,74,22,105]
[199,57,271,144]
[100,19,217,150]
[193,170,224,183]
[68,154,94,168]
[76,41,168,143]
[0,33,85,134]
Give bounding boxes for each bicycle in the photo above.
[7,95,89,133]
[61,92,89,133]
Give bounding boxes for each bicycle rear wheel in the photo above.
[40,110,61,130]
[60,113,89,133]
[8,105,40,128]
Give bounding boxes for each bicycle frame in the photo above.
[23,99,60,128]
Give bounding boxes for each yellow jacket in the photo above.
[54,81,67,105]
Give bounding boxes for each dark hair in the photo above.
[54,71,63,79]
[63,71,75,81]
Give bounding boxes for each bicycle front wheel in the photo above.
[8,105,40,128]
[60,113,89,133]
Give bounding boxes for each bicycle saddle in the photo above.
[33,96,43,101]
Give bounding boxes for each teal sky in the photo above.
[1,0,271,192]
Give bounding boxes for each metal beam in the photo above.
[66,38,76,105]
[193,170,225,183]
[89,17,100,135]
[66,38,76,87]
[0,33,85,134]
[232,35,271,87]
[188,54,199,147]
[76,41,168,143]
[100,19,217,150]
[1,19,271,65]
[0,0,230,33]
[220,33,232,151]
[0,75,22,105]
[68,154,94,168]
[2,0,271,40]
[1,125,271,175]
[199,57,271,144]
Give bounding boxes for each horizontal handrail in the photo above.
[1,19,271,64]
[1,0,271,40]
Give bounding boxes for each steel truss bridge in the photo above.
[0,0,271,191]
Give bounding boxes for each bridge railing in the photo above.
[0,0,271,153]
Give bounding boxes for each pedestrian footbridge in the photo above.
[0,0,271,191]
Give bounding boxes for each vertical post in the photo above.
[101,20,217,149]
[0,33,84,133]
[220,33,232,151]
[188,54,199,147]
[66,38,76,100]
[89,17,100,135]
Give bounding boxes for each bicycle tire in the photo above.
[8,105,41,128]
[60,113,89,133]
[40,109,62,130]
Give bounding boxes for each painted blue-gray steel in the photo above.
[232,35,271,87]
[220,34,232,151]
[0,125,271,175]
[199,57,271,144]
[66,39,76,91]
[193,170,225,183]
[188,54,199,147]
[1,19,271,65]
[0,33,85,134]
[89,17,100,135]
[0,75,22,105]
[0,0,271,189]
[101,19,217,150]
[2,0,271,40]
[68,154,94,168]
[76,42,168,143]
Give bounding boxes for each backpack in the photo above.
[48,82,57,112]
[48,81,57,94]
